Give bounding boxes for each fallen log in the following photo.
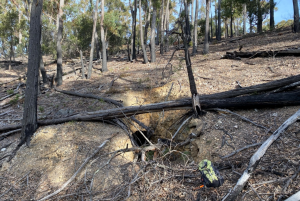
[1,90,300,132]
[223,49,300,59]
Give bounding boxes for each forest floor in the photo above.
[0,27,300,201]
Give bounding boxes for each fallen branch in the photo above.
[37,133,118,201]
[0,128,22,138]
[285,191,300,201]
[208,108,268,130]
[222,109,300,201]
[221,142,263,159]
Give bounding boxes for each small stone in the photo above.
[1,148,6,152]
[234,125,238,128]
[272,113,278,117]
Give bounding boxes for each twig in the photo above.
[172,115,192,140]
[0,128,22,138]
[277,165,300,201]
[0,171,32,198]
[208,108,268,130]
[249,183,263,201]
[252,177,288,186]
[37,133,118,201]
[221,142,263,159]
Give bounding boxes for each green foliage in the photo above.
[7,89,14,95]
[38,106,45,113]
[276,20,294,29]
[9,94,20,105]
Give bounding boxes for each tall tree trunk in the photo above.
[139,0,148,63]
[269,0,274,30]
[230,0,233,37]
[144,0,151,46]
[165,0,170,52]
[243,3,246,35]
[87,0,99,79]
[21,0,43,146]
[191,0,194,38]
[40,53,48,84]
[293,0,299,33]
[156,12,160,45]
[217,0,221,40]
[101,0,107,71]
[184,0,197,96]
[210,11,213,40]
[95,32,100,59]
[56,0,64,86]
[129,0,137,61]
[160,0,164,54]
[192,0,199,54]
[203,0,210,54]
[225,19,228,38]
[215,1,217,40]
[150,3,156,62]
[257,0,262,33]
[19,9,22,44]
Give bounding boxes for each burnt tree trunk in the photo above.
[150,2,157,62]
[139,0,148,63]
[21,0,43,146]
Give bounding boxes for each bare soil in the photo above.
[0,27,300,200]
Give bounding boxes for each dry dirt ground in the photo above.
[0,27,300,200]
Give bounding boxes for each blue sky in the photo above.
[274,0,294,24]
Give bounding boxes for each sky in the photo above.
[274,0,294,24]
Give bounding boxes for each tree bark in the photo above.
[230,0,233,37]
[160,0,165,55]
[39,53,48,84]
[87,0,99,79]
[243,3,246,35]
[56,0,64,86]
[101,0,107,71]
[165,0,170,52]
[80,50,85,79]
[95,32,101,60]
[217,0,221,40]
[150,2,156,62]
[269,0,274,30]
[203,0,210,54]
[144,0,151,46]
[20,0,43,146]
[139,0,148,63]
[293,0,299,33]
[192,0,199,54]
[184,0,197,96]
[257,0,262,33]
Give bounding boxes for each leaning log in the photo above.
[1,90,300,132]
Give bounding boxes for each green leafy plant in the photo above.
[7,89,14,95]
[38,106,44,113]
[9,94,20,105]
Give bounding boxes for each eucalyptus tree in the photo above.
[192,0,199,54]
[56,0,64,86]
[165,0,170,52]
[101,0,107,71]
[269,0,274,30]
[139,0,148,63]
[150,0,157,62]
[293,0,299,32]
[129,0,137,61]
[217,0,221,40]
[160,0,165,54]
[87,0,99,79]
[203,0,210,54]
[20,0,43,147]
